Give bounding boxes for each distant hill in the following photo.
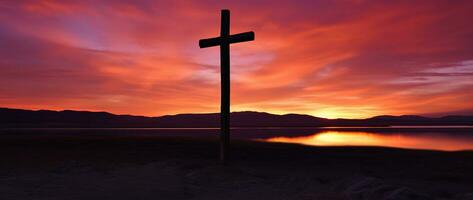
[0,108,472,128]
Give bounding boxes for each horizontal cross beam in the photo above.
[199,31,255,48]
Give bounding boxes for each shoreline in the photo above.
[1,136,473,199]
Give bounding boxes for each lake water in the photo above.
[1,127,473,151]
[262,130,473,151]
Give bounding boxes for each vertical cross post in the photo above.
[199,10,254,165]
[220,10,230,165]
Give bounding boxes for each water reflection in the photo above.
[2,127,473,151]
[264,131,473,151]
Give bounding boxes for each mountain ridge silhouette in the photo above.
[1,107,472,128]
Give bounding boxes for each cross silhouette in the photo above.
[199,10,254,164]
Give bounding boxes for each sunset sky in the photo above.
[1,0,473,119]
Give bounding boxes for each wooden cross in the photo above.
[199,9,254,164]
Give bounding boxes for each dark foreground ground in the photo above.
[1,136,473,200]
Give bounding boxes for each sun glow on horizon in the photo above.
[307,108,379,119]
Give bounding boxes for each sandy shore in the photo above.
[1,136,472,200]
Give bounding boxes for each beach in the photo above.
[1,135,473,200]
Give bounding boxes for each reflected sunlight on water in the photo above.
[264,131,473,151]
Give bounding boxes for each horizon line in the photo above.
[2,107,472,120]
